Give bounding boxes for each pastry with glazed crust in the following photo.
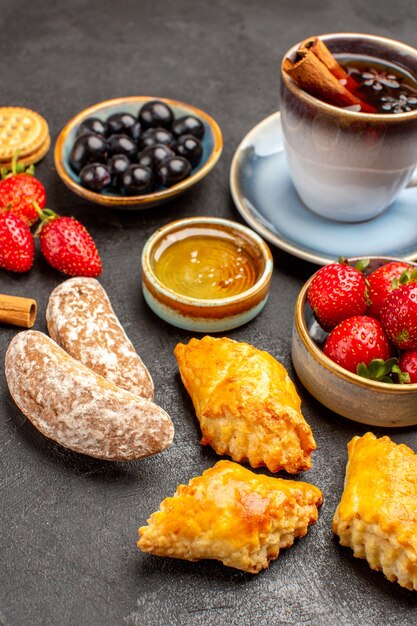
[174,336,316,473]
[138,460,323,573]
[333,432,417,591]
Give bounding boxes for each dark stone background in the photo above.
[1,1,417,624]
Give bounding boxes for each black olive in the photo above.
[171,115,205,139]
[79,163,111,191]
[69,133,107,173]
[156,156,192,187]
[76,117,108,137]
[138,127,175,151]
[107,154,131,188]
[175,135,203,167]
[121,164,154,195]
[129,121,142,142]
[138,100,174,129]
[137,144,175,169]
[106,112,137,136]
[107,134,137,160]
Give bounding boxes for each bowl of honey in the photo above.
[141,217,273,331]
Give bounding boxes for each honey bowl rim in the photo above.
[141,216,274,309]
[294,255,417,392]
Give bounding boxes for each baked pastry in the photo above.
[46,277,153,399]
[5,330,174,461]
[333,432,417,591]
[174,336,316,473]
[138,460,323,573]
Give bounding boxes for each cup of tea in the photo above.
[280,33,417,222]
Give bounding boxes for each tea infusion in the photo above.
[338,54,417,113]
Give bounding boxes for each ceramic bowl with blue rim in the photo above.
[54,96,223,209]
[291,257,417,427]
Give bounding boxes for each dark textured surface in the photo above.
[1,1,417,624]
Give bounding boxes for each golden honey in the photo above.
[153,231,259,299]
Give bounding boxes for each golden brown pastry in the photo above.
[138,460,322,573]
[174,336,316,473]
[333,432,417,591]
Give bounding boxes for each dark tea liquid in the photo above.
[336,54,417,113]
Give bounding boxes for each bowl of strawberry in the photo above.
[291,257,417,427]
[54,96,223,209]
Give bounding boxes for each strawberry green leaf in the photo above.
[410,267,417,282]
[399,267,417,284]
[400,269,410,284]
[392,364,411,384]
[354,258,370,272]
[356,357,403,384]
[357,362,371,379]
[364,287,371,307]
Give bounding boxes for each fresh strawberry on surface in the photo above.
[398,350,417,384]
[323,315,394,374]
[380,280,417,350]
[35,205,102,277]
[307,258,369,331]
[0,209,35,272]
[0,154,46,226]
[366,261,415,318]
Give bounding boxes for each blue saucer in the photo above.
[230,112,417,265]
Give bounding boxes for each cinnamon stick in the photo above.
[299,37,357,89]
[0,294,37,328]
[284,38,376,113]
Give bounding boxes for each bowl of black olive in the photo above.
[54,96,223,209]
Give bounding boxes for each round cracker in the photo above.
[0,107,49,160]
[18,133,51,166]
[0,133,51,168]
[0,133,51,167]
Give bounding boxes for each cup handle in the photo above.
[406,165,417,188]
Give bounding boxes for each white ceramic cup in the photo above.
[280,33,417,222]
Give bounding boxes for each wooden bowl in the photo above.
[291,256,417,427]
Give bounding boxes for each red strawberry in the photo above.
[367,261,415,318]
[398,350,417,383]
[0,209,34,272]
[0,155,46,226]
[323,315,394,374]
[307,258,369,331]
[35,206,102,277]
[380,283,417,350]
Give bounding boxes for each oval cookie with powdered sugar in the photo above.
[5,331,174,461]
[46,277,154,399]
